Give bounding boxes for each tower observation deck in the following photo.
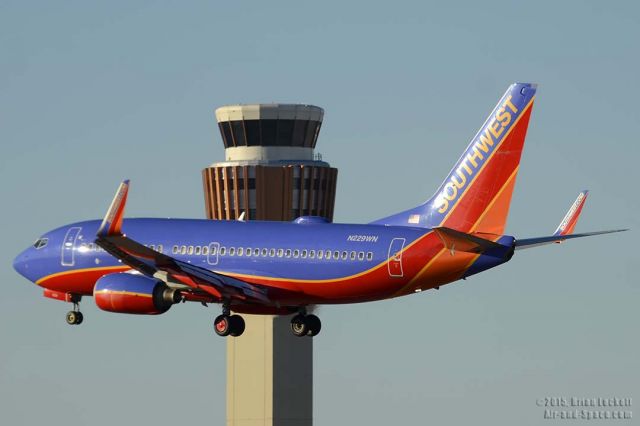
[202,104,338,221]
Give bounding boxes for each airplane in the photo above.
[12,83,626,337]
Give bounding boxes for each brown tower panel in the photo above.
[202,165,338,221]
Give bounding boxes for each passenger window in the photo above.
[173,245,178,254]
[301,249,308,258]
[269,248,275,257]
[246,247,251,255]
[261,248,268,257]
[238,247,244,256]
[350,251,356,260]
[317,250,323,259]
[293,249,300,258]
[367,252,373,261]
[277,248,284,257]
[341,251,348,260]
[333,251,339,260]
[157,244,163,253]
[180,245,187,255]
[188,246,194,255]
[358,251,365,261]
[229,247,235,256]
[309,250,315,259]
[253,248,260,256]
[203,246,209,255]
[148,244,155,251]
[325,250,331,259]
[285,249,292,258]
[195,246,202,255]
[220,247,226,256]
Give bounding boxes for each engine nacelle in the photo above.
[94,273,180,315]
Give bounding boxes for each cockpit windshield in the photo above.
[33,238,48,249]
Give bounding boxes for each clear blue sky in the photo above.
[1,1,638,425]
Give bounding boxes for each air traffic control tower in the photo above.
[202,104,338,426]
[203,104,338,222]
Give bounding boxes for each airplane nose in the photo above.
[13,248,30,279]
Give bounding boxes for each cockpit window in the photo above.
[33,238,48,249]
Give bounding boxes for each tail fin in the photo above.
[371,83,537,234]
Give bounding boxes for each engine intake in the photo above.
[94,273,180,315]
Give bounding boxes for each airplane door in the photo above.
[207,242,220,265]
[61,227,82,267]
[387,237,406,278]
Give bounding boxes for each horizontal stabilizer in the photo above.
[433,227,504,254]
[515,229,627,250]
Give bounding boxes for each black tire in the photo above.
[229,315,245,337]
[66,311,77,325]
[75,312,84,325]
[305,314,321,337]
[290,314,308,337]
[214,314,231,337]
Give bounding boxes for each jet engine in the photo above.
[94,273,181,315]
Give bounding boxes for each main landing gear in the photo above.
[65,296,83,325]
[214,304,245,337]
[290,312,321,337]
[212,304,322,338]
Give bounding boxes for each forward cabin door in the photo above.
[387,237,406,277]
[61,227,82,266]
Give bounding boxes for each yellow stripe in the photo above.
[470,166,520,232]
[36,265,130,286]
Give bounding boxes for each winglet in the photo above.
[554,190,589,237]
[97,180,130,237]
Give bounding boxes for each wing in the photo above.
[95,180,270,304]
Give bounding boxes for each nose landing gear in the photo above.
[66,296,83,325]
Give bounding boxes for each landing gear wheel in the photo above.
[214,315,231,337]
[305,314,321,337]
[229,315,245,337]
[291,314,309,337]
[66,311,82,325]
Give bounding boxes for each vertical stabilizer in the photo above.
[371,83,537,234]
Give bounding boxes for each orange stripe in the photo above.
[439,97,535,226]
[397,159,524,295]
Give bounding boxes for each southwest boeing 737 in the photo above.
[13,83,626,337]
